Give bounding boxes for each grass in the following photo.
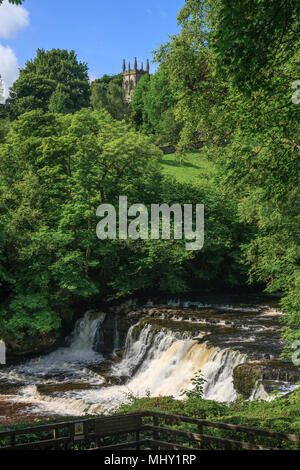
[159,149,216,185]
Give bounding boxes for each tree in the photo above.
[8,49,90,117]
[0,104,246,344]
[0,108,185,342]
[163,0,300,357]
[212,0,300,92]
[154,33,224,150]
[130,74,151,131]
[91,74,128,120]
[0,75,10,143]
[48,83,74,114]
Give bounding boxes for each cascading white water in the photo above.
[65,311,106,360]
[111,324,246,402]
[0,311,106,387]
[5,321,249,417]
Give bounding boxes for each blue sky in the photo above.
[0,0,184,98]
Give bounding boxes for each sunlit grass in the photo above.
[159,149,216,184]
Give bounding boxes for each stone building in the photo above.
[123,58,149,103]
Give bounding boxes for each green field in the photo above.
[159,149,216,184]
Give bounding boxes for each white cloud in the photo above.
[0,44,19,99]
[0,0,29,39]
[146,9,153,15]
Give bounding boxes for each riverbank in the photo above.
[1,391,299,450]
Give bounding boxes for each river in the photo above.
[0,294,297,426]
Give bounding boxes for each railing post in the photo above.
[153,415,160,450]
[135,431,140,450]
[197,424,203,449]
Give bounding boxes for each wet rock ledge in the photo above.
[233,360,300,399]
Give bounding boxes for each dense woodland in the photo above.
[0,0,299,361]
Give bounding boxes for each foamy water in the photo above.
[0,301,289,419]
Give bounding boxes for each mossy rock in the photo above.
[4,329,62,359]
[233,363,261,399]
[233,360,300,399]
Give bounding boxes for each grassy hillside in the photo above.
[159,149,216,185]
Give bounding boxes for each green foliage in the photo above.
[118,391,300,448]
[0,102,247,342]
[1,106,245,341]
[153,0,300,356]
[131,68,182,144]
[8,49,90,117]
[91,74,128,120]
[180,371,206,399]
[3,294,61,339]
[212,0,300,92]
[130,74,151,132]
[0,108,161,338]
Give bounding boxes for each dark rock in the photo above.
[233,360,300,399]
[5,330,62,359]
[37,383,101,396]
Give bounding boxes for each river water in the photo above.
[0,295,293,425]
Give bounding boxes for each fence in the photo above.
[0,411,299,450]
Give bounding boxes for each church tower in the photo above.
[122,58,150,103]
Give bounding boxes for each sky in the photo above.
[0,0,185,99]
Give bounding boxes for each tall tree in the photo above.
[162,0,300,357]
[91,74,128,120]
[8,49,90,117]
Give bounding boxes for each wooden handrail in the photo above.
[0,411,299,450]
[142,425,280,451]
[0,412,145,438]
[146,411,300,443]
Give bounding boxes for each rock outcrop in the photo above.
[233,360,300,398]
[5,330,62,360]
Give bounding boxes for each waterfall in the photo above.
[2,320,248,417]
[7,302,291,422]
[65,311,106,359]
[112,324,247,402]
[0,311,106,386]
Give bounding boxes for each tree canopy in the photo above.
[151,0,300,357]
[8,49,90,117]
